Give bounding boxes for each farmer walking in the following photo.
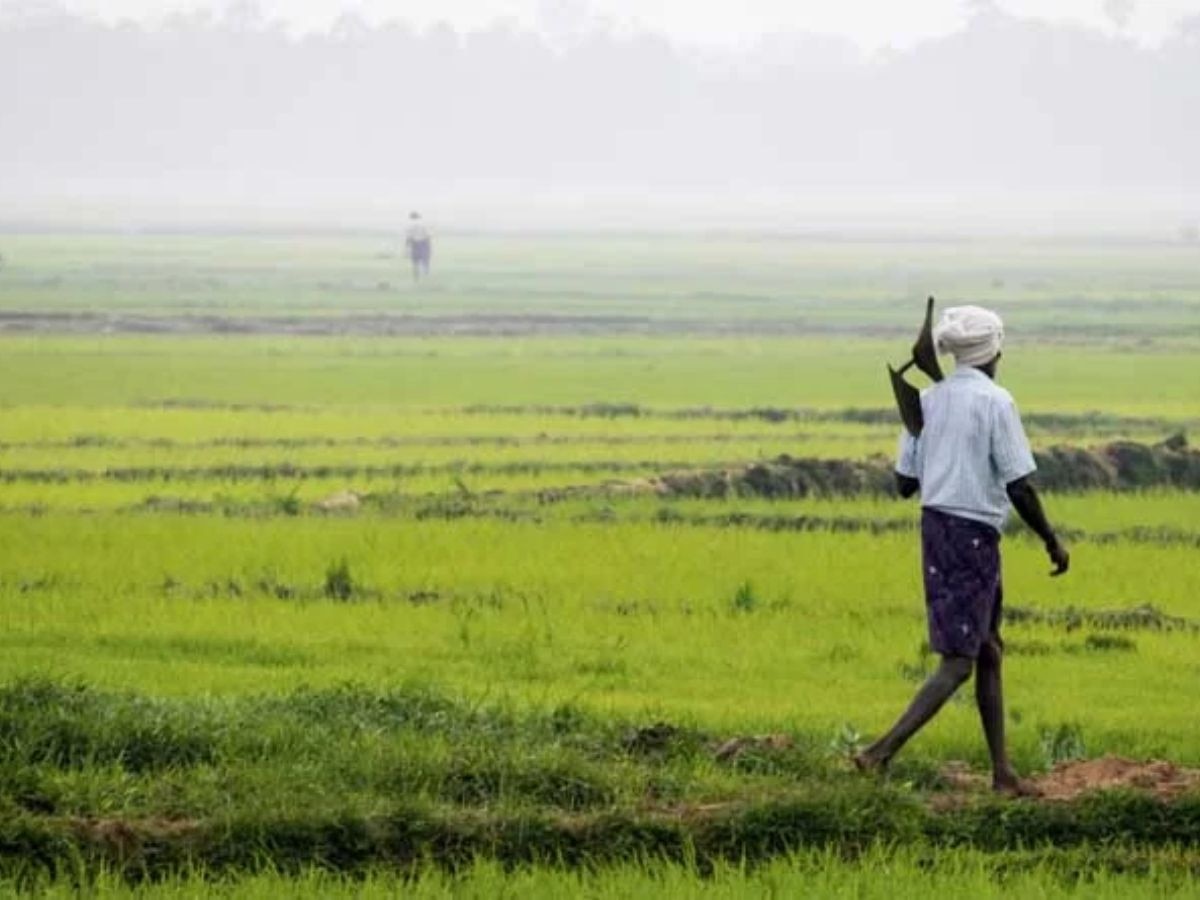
[855,305,1070,795]
[405,211,432,282]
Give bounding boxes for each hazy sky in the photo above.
[52,0,1200,48]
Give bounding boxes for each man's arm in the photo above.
[1006,476,1070,576]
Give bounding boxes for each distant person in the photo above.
[854,306,1069,796]
[405,211,432,282]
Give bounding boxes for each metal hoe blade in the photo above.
[912,295,944,383]
[888,363,924,437]
[886,296,943,437]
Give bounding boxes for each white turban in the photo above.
[934,305,1004,367]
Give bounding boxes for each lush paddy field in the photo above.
[0,233,1197,895]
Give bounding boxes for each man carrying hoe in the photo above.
[855,305,1070,796]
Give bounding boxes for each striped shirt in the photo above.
[896,366,1036,532]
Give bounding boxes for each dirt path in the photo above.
[0,310,903,338]
[0,310,661,336]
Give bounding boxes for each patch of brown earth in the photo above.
[65,817,202,857]
[934,755,1200,805]
[538,436,1200,502]
[1034,755,1200,801]
[936,760,990,793]
[712,734,795,763]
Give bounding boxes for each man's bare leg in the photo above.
[975,638,1032,794]
[854,655,973,771]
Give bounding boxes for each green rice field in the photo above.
[0,233,1197,895]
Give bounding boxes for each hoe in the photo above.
[887,296,944,437]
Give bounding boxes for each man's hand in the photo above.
[1046,538,1070,577]
[895,473,920,499]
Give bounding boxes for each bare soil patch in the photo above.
[536,436,1200,501]
[65,816,202,858]
[937,755,1200,804]
[712,734,796,762]
[1035,756,1200,801]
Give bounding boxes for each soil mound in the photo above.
[1034,434,1199,491]
[650,456,892,500]
[607,436,1200,501]
[936,755,1200,803]
[1035,756,1200,801]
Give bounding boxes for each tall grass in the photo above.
[0,335,1198,414]
[4,846,1198,898]
[0,512,1197,762]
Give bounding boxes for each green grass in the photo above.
[4,233,1200,333]
[0,513,1197,765]
[1,336,1198,415]
[0,233,1198,893]
[6,847,1199,898]
[1,679,1199,888]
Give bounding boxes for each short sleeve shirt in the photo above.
[896,366,1036,532]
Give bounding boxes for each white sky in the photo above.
[51,0,1200,49]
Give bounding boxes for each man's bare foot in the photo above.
[852,749,888,775]
[993,770,1041,798]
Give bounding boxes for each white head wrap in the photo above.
[934,305,1004,367]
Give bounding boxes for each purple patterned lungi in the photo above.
[921,507,1003,658]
